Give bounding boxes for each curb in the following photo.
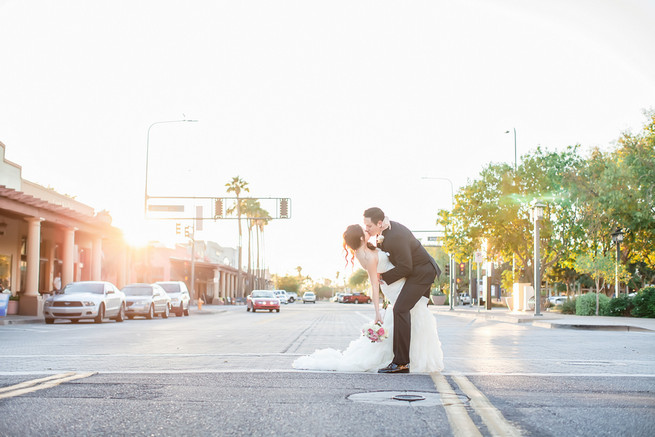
[532,321,653,332]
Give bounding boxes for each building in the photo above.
[0,141,127,316]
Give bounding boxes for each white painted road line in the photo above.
[431,372,482,437]
[0,372,95,400]
[453,375,522,437]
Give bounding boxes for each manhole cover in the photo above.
[348,390,468,407]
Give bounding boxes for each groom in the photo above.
[364,207,440,374]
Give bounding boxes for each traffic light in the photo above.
[445,263,450,276]
[459,262,466,276]
[214,198,223,219]
[184,226,190,238]
[279,198,289,218]
[175,223,181,235]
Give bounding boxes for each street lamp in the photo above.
[505,128,517,172]
[532,201,545,316]
[144,119,198,216]
[422,177,455,311]
[611,227,625,298]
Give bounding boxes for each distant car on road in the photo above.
[341,292,371,304]
[274,290,288,304]
[247,290,280,313]
[122,283,171,319]
[286,291,298,303]
[459,293,471,305]
[155,281,191,317]
[44,281,126,324]
[302,292,316,303]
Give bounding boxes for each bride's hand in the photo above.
[374,312,383,325]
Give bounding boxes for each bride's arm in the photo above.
[363,253,382,324]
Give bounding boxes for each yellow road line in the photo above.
[430,372,482,437]
[0,372,95,400]
[452,375,522,437]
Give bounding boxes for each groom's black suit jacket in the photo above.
[379,221,441,288]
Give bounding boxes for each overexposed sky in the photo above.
[1,0,654,281]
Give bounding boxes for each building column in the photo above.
[62,227,75,288]
[92,237,102,281]
[20,217,43,316]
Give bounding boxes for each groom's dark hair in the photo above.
[364,207,385,224]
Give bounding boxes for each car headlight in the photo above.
[82,301,96,306]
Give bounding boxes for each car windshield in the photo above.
[122,286,153,296]
[158,283,180,293]
[64,283,104,295]
[252,291,275,298]
[305,292,315,296]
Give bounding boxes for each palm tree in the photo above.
[226,176,249,296]
[243,198,262,293]
[254,208,271,288]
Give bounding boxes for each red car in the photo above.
[247,290,280,313]
[342,292,372,304]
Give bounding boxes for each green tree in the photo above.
[576,252,615,315]
[226,176,249,296]
[348,268,369,291]
[275,275,301,293]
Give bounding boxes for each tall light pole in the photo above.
[422,177,455,310]
[532,201,545,317]
[144,119,198,216]
[505,128,517,172]
[611,227,625,298]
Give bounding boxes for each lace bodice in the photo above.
[377,250,404,304]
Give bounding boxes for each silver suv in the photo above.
[156,281,191,316]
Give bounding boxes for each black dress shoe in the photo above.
[378,363,409,374]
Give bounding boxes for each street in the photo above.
[1,302,654,436]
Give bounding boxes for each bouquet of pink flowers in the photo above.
[361,322,389,343]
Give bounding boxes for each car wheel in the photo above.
[276,309,280,313]
[177,304,184,316]
[269,309,273,312]
[162,304,170,319]
[146,304,154,320]
[246,305,250,312]
[94,304,105,324]
[45,318,54,324]
[252,307,256,312]
[184,305,190,316]
[114,304,125,322]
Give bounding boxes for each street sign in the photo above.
[148,205,184,212]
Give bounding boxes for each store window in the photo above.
[0,254,11,292]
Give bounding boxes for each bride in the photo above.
[292,224,443,373]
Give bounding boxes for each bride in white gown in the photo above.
[292,225,443,373]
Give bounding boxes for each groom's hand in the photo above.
[377,273,385,284]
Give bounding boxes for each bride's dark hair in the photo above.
[343,224,376,267]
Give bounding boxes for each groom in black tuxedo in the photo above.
[364,207,440,374]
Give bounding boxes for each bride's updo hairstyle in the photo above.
[343,225,376,267]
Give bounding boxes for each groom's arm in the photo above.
[380,234,413,285]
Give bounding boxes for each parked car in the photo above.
[43,281,126,324]
[330,293,344,302]
[302,291,316,303]
[286,291,298,303]
[342,292,371,304]
[338,293,347,303]
[548,295,568,306]
[247,290,280,312]
[274,290,288,304]
[122,283,171,319]
[156,281,191,317]
[458,293,471,305]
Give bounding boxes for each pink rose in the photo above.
[378,328,385,336]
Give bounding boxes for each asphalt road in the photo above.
[0,302,654,436]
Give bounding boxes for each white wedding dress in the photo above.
[292,250,444,373]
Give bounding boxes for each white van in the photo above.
[274,290,288,304]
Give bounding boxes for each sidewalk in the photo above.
[432,305,655,332]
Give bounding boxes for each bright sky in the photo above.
[1,0,654,282]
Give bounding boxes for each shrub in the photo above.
[576,292,610,316]
[631,287,655,318]
[560,297,576,314]
[606,295,634,317]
